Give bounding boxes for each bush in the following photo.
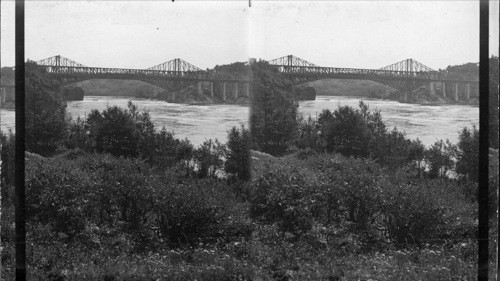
[455,126,479,181]
[381,183,447,246]
[250,154,386,235]
[318,101,386,158]
[295,116,322,151]
[154,178,245,246]
[25,153,161,239]
[86,104,142,157]
[225,126,251,181]
[424,139,455,178]
[25,157,92,236]
[1,131,15,198]
[381,176,477,247]
[250,152,477,249]
[193,139,226,178]
[24,152,249,248]
[250,167,321,235]
[322,157,385,231]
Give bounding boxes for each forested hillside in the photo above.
[74,79,165,97]
[305,79,395,98]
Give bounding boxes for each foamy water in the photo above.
[1,95,479,147]
[299,96,479,146]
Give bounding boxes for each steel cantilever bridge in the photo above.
[268,55,479,101]
[36,55,249,93]
[34,54,479,101]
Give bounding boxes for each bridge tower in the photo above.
[380,58,438,95]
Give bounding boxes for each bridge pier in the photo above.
[1,88,5,105]
[400,92,408,102]
[454,83,459,101]
[234,83,238,99]
[222,82,227,101]
[442,82,446,98]
[210,82,214,98]
[171,92,176,103]
[429,82,435,96]
[197,82,202,96]
[466,83,470,100]
[245,83,250,97]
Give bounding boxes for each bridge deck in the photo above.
[39,66,250,83]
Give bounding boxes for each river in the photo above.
[1,96,250,147]
[299,96,479,146]
[1,95,479,147]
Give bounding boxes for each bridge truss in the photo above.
[267,55,476,93]
[35,55,246,92]
[34,55,477,95]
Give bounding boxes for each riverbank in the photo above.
[322,92,479,106]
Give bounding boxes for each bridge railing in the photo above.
[38,65,251,83]
[40,66,212,79]
[273,65,478,83]
[275,65,441,79]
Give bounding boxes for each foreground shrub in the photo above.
[381,172,477,247]
[24,153,250,249]
[319,157,385,231]
[250,154,385,235]
[250,167,322,235]
[25,158,91,236]
[382,183,447,246]
[193,139,226,178]
[250,152,477,248]
[1,131,15,200]
[154,179,235,246]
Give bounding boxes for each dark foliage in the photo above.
[455,126,479,182]
[86,103,142,157]
[250,153,477,247]
[25,61,68,156]
[213,61,251,81]
[250,60,299,156]
[193,139,226,178]
[0,131,15,200]
[424,139,454,178]
[225,126,251,181]
[294,86,316,100]
[489,56,499,149]
[24,154,249,248]
[62,86,85,101]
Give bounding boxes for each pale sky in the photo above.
[1,1,498,70]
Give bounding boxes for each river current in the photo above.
[1,95,479,147]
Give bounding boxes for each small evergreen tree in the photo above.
[455,126,479,181]
[425,139,455,178]
[193,139,226,178]
[225,126,251,181]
